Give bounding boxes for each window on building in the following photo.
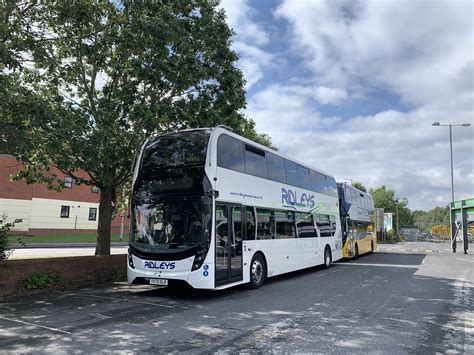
[274,210,296,239]
[64,176,73,189]
[91,186,100,193]
[256,208,273,240]
[89,207,97,221]
[296,212,317,238]
[60,205,70,218]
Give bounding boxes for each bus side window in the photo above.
[245,206,256,240]
[267,153,286,183]
[275,210,296,239]
[285,160,299,187]
[256,208,272,240]
[217,134,245,173]
[315,213,332,237]
[296,212,317,238]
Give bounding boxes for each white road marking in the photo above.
[334,262,419,269]
[66,292,176,308]
[456,258,474,263]
[0,316,71,335]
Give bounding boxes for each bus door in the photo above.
[215,204,243,286]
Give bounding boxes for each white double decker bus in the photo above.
[128,126,343,290]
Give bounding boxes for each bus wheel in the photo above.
[370,241,374,253]
[354,244,359,259]
[323,247,332,269]
[250,253,266,289]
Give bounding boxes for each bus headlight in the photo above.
[128,250,135,269]
[192,245,209,271]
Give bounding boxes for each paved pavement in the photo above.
[9,243,128,259]
[1,242,473,353]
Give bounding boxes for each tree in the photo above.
[1,0,272,255]
[412,206,450,233]
[352,181,367,192]
[369,186,413,232]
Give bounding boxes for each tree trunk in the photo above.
[95,186,114,255]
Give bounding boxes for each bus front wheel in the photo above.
[354,244,359,259]
[250,253,266,289]
[323,247,332,269]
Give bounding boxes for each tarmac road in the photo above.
[0,242,472,353]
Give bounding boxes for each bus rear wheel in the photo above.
[250,253,266,289]
[354,244,359,259]
[323,247,332,269]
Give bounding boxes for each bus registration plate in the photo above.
[150,278,168,286]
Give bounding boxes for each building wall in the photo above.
[29,198,99,230]
[0,198,32,231]
[0,155,130,235]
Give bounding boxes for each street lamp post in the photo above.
[432,121,471,252]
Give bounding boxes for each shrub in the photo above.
[24,272,61,290]
[0,214,23,261]
[385,230,403,244]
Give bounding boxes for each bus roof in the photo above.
[210,126,336,179]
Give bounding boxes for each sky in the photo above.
[219,0,474,211]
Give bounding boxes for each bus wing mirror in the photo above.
[201,196,211,214]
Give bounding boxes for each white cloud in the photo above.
[219,0,273,89]
[274,0,474,108]
[220,0,269,45]
[247,85,473,211]
[232,42,274,89]
[313,86,348,105]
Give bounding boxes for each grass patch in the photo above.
[9,234,126,244]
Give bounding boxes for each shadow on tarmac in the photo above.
[0,252,471,353]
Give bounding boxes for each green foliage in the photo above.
[384,229,403,244]
[370,186,414,229]
[412,206,450,233]
[352,181,367,192]
[111,270,126,282]
[0,214,23,261]
[1,0,272,254]
[24,271,61,290]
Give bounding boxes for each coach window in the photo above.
[245,207,256,240]
[244,145,267,178]
[315,214,333,237]
[217,134,245,173]
[267,153,286,183]
[326,177,338,197]
[297,166,312,190]
[256,209,272,240]
[60,205,70,218]
[275,210,296,239]
[296,212,317,238]
[310,170,324,194]
[351,189,357,204]
[285,160,298,187]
